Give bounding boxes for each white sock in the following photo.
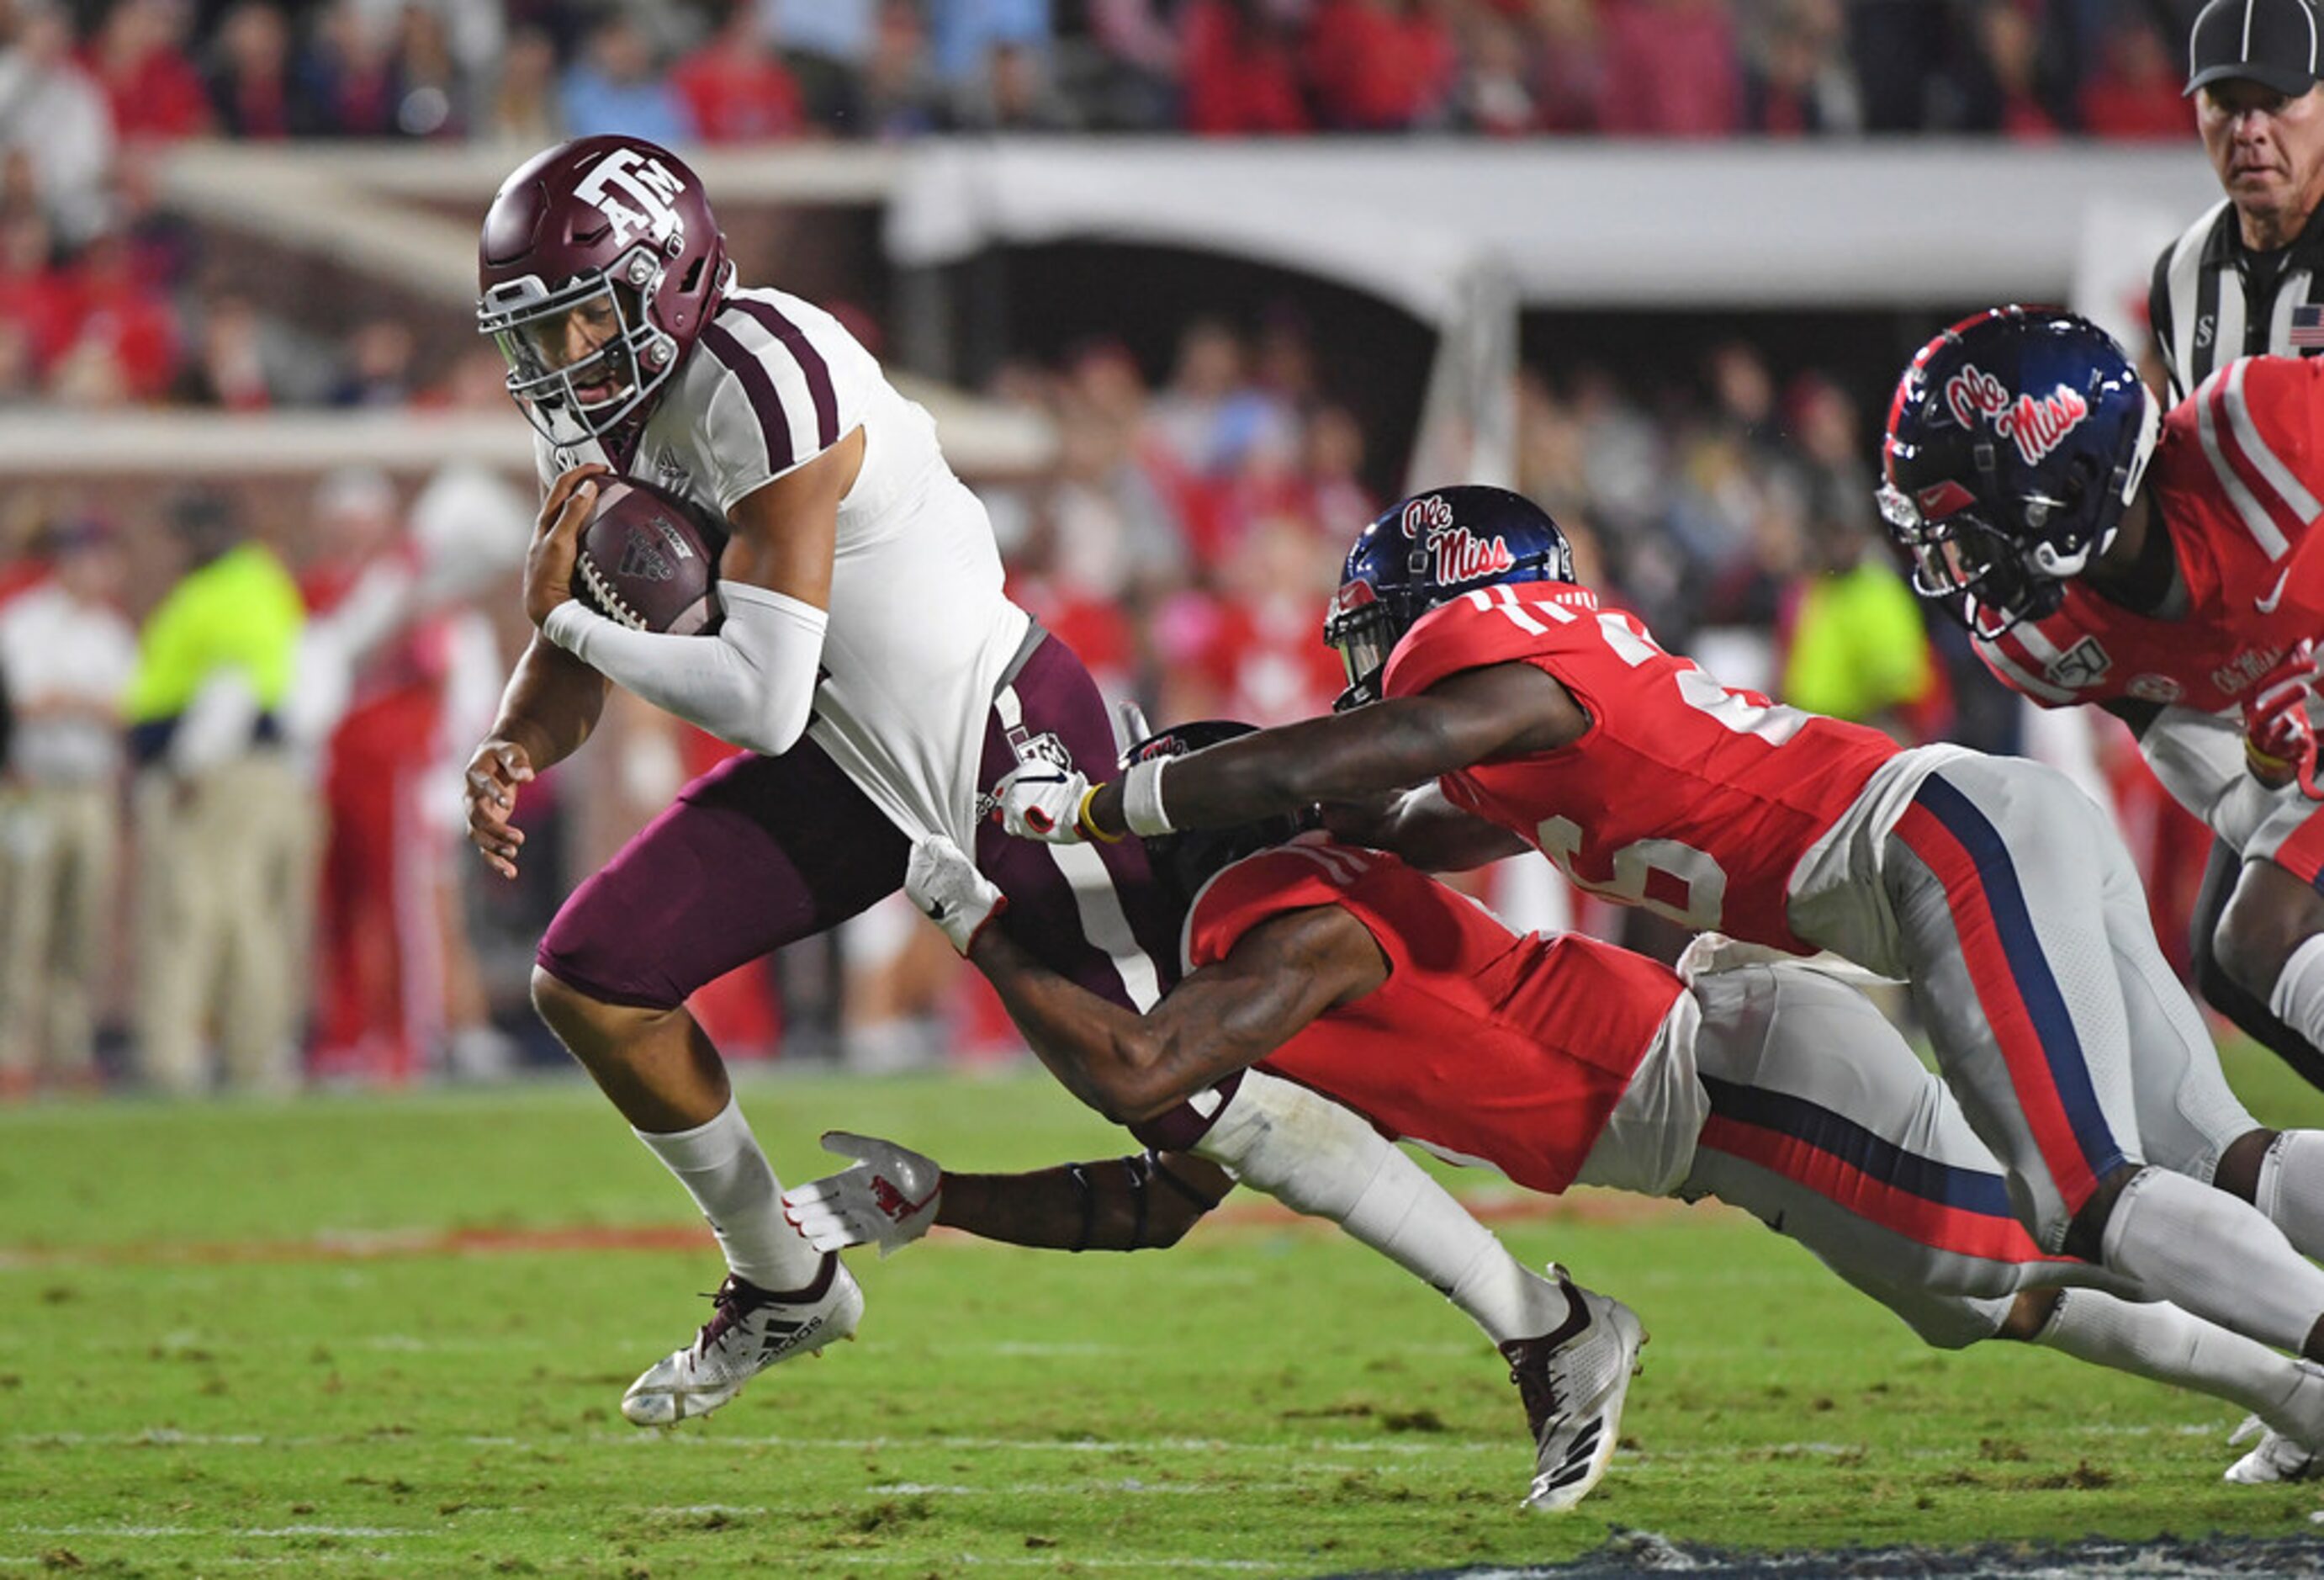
[1194,1070,1567,1344]
[2268,933,2324,1050]
[2257,1130,2324,1259]
[634,1096,823,1291]
[2099,1167,2324,1355]
[2034,1288,2313,1432]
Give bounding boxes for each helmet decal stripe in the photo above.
[726,297,841,450]
[2221,358,2323,524]
[2197,367,2294,555]
[699,320,797,474]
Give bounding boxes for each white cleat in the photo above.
[1500,1264,1647,1513]
[620,1254,863,1428]
[2225,1415,2321,1486]
[2225,1358,2324,1485]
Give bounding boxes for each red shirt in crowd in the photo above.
[1597,0,1739,137]
[91,41,212,139]
[1182,0,1310,134]
[1301,0,1455,130]
[670,46,804,141]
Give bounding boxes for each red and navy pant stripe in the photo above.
[1697,1074,2059,1266]
[1892,775,2128,1212]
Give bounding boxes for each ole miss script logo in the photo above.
[1943,363,2089,466]
[1401,494,1517,582]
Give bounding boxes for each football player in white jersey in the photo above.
[460,138,1603,1441]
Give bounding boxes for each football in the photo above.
[571,476,727,636]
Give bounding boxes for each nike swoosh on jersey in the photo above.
[2259,566,2294,613]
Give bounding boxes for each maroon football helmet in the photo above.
[476,136,731,446]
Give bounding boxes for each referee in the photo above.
[2150,0,2324,400]
[2149,0,2324,1080]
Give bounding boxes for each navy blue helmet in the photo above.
[1323,485,1575,708]
[1880,306,2159,639]
[1122,719,1316,915]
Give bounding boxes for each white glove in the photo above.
[994,759,1093,843]
[904,833,1007,954]
[782,1131,943,1257]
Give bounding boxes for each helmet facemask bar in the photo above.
[479,243,678,445]
[1880,482,2069,640]
[1323,580,1407,708]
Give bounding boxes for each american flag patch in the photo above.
[2294,305,2324,349]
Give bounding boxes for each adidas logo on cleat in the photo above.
[1534,1419,1603,1500]
[758,1311,826,1360]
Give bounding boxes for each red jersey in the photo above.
[1975,356,2324,712]
[1188,837,1682,1195]
[1382,584,1902,952]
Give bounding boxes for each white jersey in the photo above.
[534,285,1031,851]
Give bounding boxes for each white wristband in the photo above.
[1122,755,1174,837]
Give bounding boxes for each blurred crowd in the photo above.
[0,0,2214,156]
[0,391,543,1099]
[0,0,2212,412]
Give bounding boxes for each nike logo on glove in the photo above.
[2259,566,2294,614]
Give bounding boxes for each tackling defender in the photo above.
[996,485,2324,1370]
[1882,308,2324,1098]
[462,138,1601,1433]
[786,739,2324,1493]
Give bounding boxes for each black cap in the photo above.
[2188,0,2324,98]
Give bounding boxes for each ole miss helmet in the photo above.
[1324,485,1576,708]
[477,136,733,447]
[1879,306,2159,639]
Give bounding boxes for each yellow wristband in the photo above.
[2247,740,2297,787]
[1076,782,1125,844]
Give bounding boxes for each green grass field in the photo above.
[6,1042,2324,1578]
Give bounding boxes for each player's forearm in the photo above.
[937,1155,1227,1251]
[1327,784,1528,872]
[967,930,1202,1124]
[490,632,609,771]
[2136,703,2284,850]
[1088,709,1437,838]
[539,585,825,757]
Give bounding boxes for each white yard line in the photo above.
[10,1524,420,1538]
[8,1420,2235,1460]
[5,1429,1505,1456]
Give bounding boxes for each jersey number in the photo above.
[1498,606,1808,929]
[1536,818,1728,928]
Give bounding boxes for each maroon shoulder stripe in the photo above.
[726,297,840,451]
[700,320,795,474]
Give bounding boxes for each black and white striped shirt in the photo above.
[2149,194,2324,401]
